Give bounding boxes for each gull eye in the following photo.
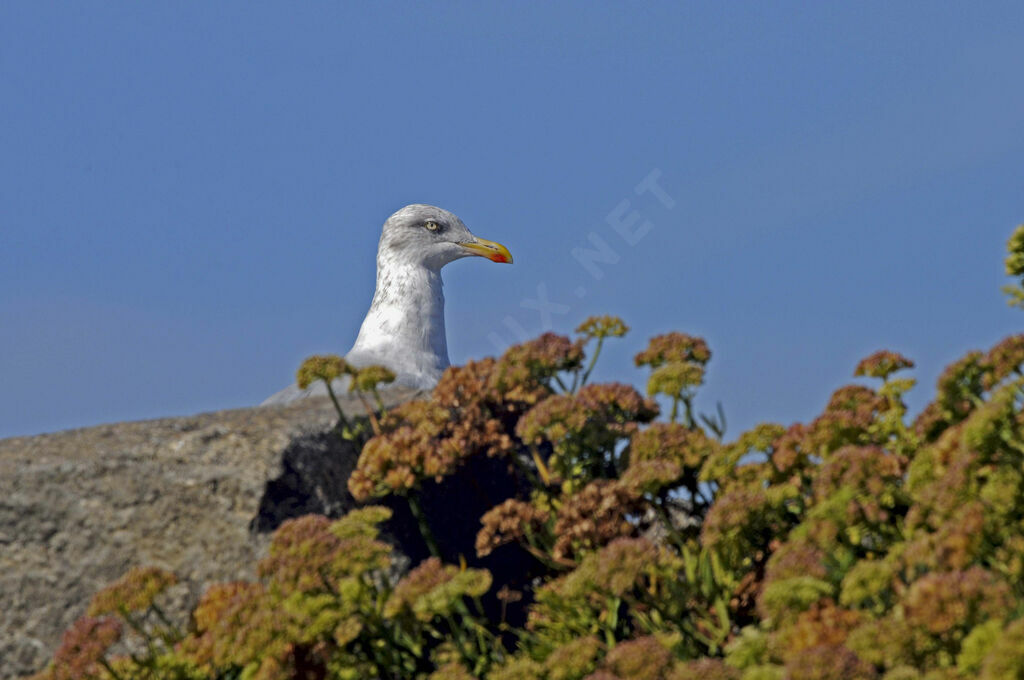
[424,220,442,233]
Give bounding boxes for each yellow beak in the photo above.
[458,237,513,264]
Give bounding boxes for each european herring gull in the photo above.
[262,204,512,404]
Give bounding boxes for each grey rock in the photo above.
[261,376,352,406]
[0,387,420,679]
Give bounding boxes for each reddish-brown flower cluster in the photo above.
[599,635,674,680]
[433,359,521,454]
[780,602,864,660]
[543,537,662,603]
[902,500,986,571]
[433,357,503,408]
[183,581,269,669]
[476,499,551,558]
[902,567,1011,636]
[634,333,711,368]
[516,392,588,447]
[347,400,465,500]
[770,423,812,475]
[634,333,713,401]
[577,383,659,431]
[629,422,718,471]
[489,332,584,401]
[763,543,829,584]
[798,386,888,455]
[258,514,389,591]
[854,350,915,380]
[87,566,178,616]
[784,644,877,680]
[36,616,122,680]
[620,459,682,495]
[552,480,642,561]
[672,658,741,680]
[517,383,658,450]
[350,333,612,501]
[183,509,395,677]
[984,334,1024,388]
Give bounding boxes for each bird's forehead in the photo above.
[386,204,466,229]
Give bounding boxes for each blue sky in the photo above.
[2,2,1022,438]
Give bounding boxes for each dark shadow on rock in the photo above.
[250,429,363,533]
[250,433,540,629]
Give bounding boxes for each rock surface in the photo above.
[0,387,420,679]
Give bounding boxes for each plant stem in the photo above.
[150,604,182,645]
[372,386,386,413]
[324,380,352,431]
[100,658,127,680]
[684,397,696,430]
[355,389,381,436]
[580,336,605,388]
[407,494,441,558]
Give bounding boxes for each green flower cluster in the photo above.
[1002,224,1024,308]
[295,354,397,440]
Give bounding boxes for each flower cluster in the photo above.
[1002,224,1024,308]
[629,422,718,471]
[551,480,642,562]
[701,485,792,571]
[645,361,706,399]
[257,512,392,590]
[489,333,585,401]
[599,635,676,680]
[295,354,348,389]
[476,499,551,558]
[384,557,492,621]
[854,350,915,380]
[984,333,1024,388]
[782,644,876,680]
[348,400,458,500]
[351,364,397,392]
[902,568,1011,637]
[517,383,657,483]
[540,537,662,605]
[620,458,682,495]
[87,566,178,616]
[576,315,629,339]
[634,333,711,368]
[30,616,122,680]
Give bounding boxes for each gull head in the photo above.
[379,204,513,272]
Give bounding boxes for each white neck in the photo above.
[347,256,449,388]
